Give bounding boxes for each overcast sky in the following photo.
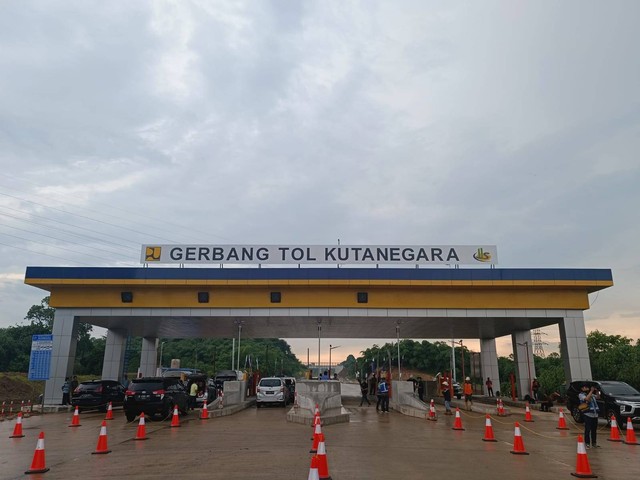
[1,1,639,365]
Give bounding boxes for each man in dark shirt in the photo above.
[359,379,371,406]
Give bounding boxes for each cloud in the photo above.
[0,1,639,367]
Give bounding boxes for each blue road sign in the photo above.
[28,334,53,381]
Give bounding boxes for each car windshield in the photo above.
[77,383,101,391]
[260,379,282,387]
[603,384,640,396]
[129,381,163,391]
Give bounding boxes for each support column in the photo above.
[511,330,536,400]
[559,311,592,381]
[480,338,500,396]
[101,329,127,382]
[139,337,158,377]
[43,309,78,405]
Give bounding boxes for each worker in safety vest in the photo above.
[377,374,389,413]
[463,377,473,410]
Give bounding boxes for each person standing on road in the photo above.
[531,378,540,401]
[442,381,452,415]
[359,378,371,406]
[61,377,71,405]
[579,384,600,448]
[70,376,79,395]
[485,377,494,397]
[377,374,389,413]
[369,372,377,396]
[463,377,473,411]
[189,381,199,410]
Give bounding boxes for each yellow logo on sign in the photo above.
[473,248,492,262]
[145,246,162,261]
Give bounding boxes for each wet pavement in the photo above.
[0,398,638,479]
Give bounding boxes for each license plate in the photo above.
[136,394,149,400]
[266,391,273,395]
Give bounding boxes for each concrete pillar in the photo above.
[559,311,592,381]
[480,338,500,396]
[511,330,536,400]
[139,337,158,377]
[43,309,78,405]
[101,329,127,382]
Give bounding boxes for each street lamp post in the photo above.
[159,341,166,370]
[453,340,465,381]
[329,344,340,379]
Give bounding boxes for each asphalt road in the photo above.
[0,397,638,479]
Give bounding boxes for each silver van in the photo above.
[256,377,288,407]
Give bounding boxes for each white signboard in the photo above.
[141,245,498,266]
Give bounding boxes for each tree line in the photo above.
[341,333,640,396]
[0,297,305,377]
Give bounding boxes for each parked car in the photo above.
[123,377,189,422]
[256,377,289,407]
[185,374,216,408]
[214,370,244,392]
[452,382,463,400]
[566,380,640,427]
[71,380,125,412]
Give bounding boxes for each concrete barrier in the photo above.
[287,380,350,425]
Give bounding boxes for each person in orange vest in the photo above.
[463,377,473,410]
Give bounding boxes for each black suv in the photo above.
[124,377,189,422]
[566,380,640,427]
[71,380,126,412]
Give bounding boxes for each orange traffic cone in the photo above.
[310,422,322,453]
[571,435,596,478]
[623,417,639,445]
[313,413,322,427]
[482,414,497,442]
[556,408,570,430]
[307,455,320,480]
[92,421,111,455]
[134,412,149,441]
[427,399,437,421]
[607,415,622,442]
[68,406,81,427]
[316,434,332,480]
[104,402,114,420]
[314,404,320,416]
[25,431,49,474]
[452,408,465,430]
[170,406,181,427]
[524,403,534,422]
[498,399,506,416]
[10,412,25,438]
[510,422,529,455]
[200,402,210,420]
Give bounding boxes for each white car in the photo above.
[256,377,288,407]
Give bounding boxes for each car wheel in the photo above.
[571,406,584,424]
[256,403,262,408]
[125,411,136,422]
[164,402,174,419]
